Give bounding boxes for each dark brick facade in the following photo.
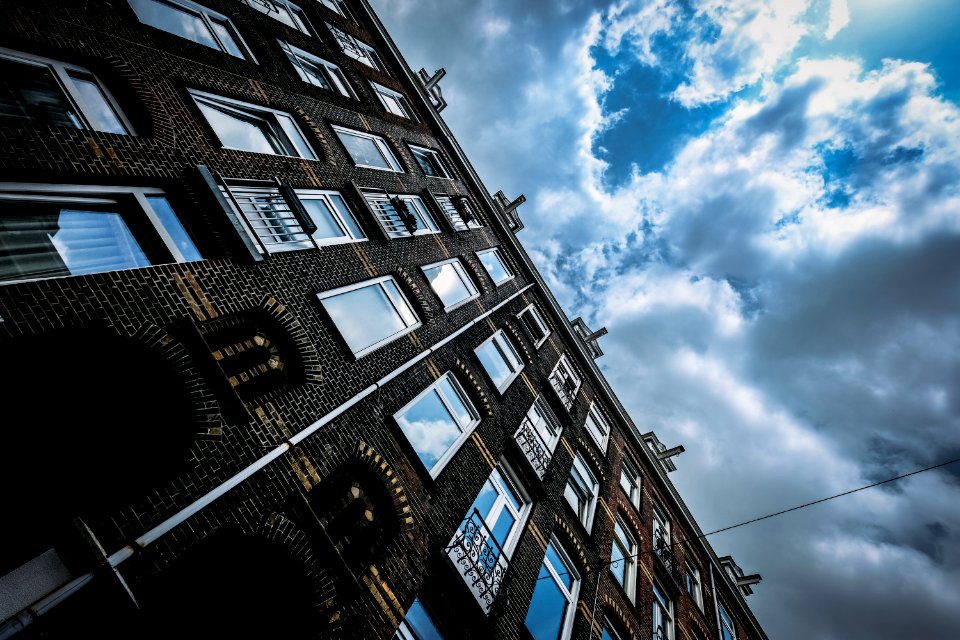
[0,1,768,639]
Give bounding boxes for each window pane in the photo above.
[197,101,279,154]
[610,538,627,586]
[401,599,445,640]
[382,279,417,325]
[489,509,515,548]
[146,196,201,261]
[301,197,347,240]
[337,130,392,169]
[479,249,511,284]
[68,72,127,134]
[328,194,364,239]
[424,261,475,309]
[437,377,471,425]
[0,57,81,129]
[476,341,513,389]
[469,479,498,521]
[525,562,566,640]
[397,388,462,472]
[320,282,411,354]
[277,114,316,159]
[209,18,245,57]
[130,0,220,50]
[545,544,573,590]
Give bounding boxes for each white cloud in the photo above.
[825,0,850,39]
[481,16,510,40]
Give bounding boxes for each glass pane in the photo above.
[545,543,573,590]
[301,198,347,240]
[610,540,627,586]
[410,199,438,232]
[337,130,391,169]
[328,194,364,239]
[397,388,461,473]
[381,279,417,326]
[0,57,81,129]
[413,149,437,176]
[437,377,472,426]
[476,341,511,389]
[277,114,316,159]
[209,18,246,58]
[469,479,497,521]
[479,250,510,283]
[146,196,201,261]
[489,509,515,548]
[402,599,445,640]
[321,282,408,354]
[197,101,279,154]
[495,335,521,371]
[67,72,128,134]
[296,56,333,90]
[130,0,219,50]
[524,563,566,640]
[425,262,474,308]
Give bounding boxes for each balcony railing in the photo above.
[513,417,552,479]
[445,508,510,614]
[653,536,682,586]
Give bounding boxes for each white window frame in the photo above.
[474,463,532,558]
[685,561,704,610]
[0,47,134,135]
[129,0,256,61]
[371,81,416,120]
[189,89,317,159]
[653,502,671,551]
[610,515,638,602]
[332,125,403,171]
[517,303,550,348]
[363,192,440,239]
[719,604,737,640]
[474,329,524,393]
[584,402,611,453]
[619,455,642,510]
[316,275,421,357]
[319,0,354,21]
[409,145,451,178]
[525,537,580,640]
[435,194,481,231]
[549,354,581,410]
[602,616,627,640]
[279,40,354,97]
[564,452,599,531]
[526,395,562,453]
[395,598,445,639]
[421,257,479,311]
[476,247,514,286]
[653,582,674,640]
[394,372,480,478]
[220,185,364,253]
[243,0,313,36]
[0,183,201,284]
[326,22,385,71]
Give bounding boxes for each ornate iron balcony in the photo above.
[653,536,682,586]
[513,417,551,478]
[445,508,510,615]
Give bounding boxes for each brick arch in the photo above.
[258,294,322,384]
[552,515,592,577]
[578,436,607,483]
[460,253,491,295]
[601,593,640,640]
[453,356,493,418]
[354,441,414,534]
[503,320,534,365]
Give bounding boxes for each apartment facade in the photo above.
[0,1,768,639]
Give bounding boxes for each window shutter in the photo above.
[194,164,263,263]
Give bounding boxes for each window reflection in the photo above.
[477,248,513,285]
[423,259,477,310]
[524,539,579,640]
[317,276,419,356]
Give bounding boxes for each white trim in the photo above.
[619,455,642,510]
[532,536,581,640]
[564,452,599,531]
[408,144,451,178]
[371,81,416,120]
[421,257,479,311]
[516,302,550,348]
[611,514,638,602]
[316,275,422,357]
[129,0,257,62]
[332,124,403,172]
[476,247,515,285]
[326,22,384,71]
[549,353,582,410]
[279,40,353,97]
[584,402,611,453]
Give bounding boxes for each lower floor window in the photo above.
[0,184,201,284]
[395,598,445,639]
[524,538,580,640]
[652,582,674,640]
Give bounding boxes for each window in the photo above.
[584,403,611,452]
[243,0,312,36]
[549,354,581,411]
[220,185,364,253]
[372,82,415,119]
[421,258,479,311]
[610,515,638,601]
[129,0,254,61]
[652,582,674,640]
[619,456,642,510]
[448,464,532,612]
[719,604,737,640]
[601,617,627,640]
[0,184,201,284]
[474,329,523,393]
[517,304,550,348]
[476,247,513,285]
[363,193,440,238]
[332,125,402,171]
[436,195,481,231]
[317,275,420,357]
[326,23,385,71]
[524,538,580,640]
[409,146,450,178]
[279,41,353,97]
[653,503,671,552]
[395,598,445,640]
[0,48,132,134]
[514,394,562,478]
[525,395,562,453]
[564,452,599,531]
[394,372,479,478]
[685,562,704,610]
[319,0,354,20]
[190,90,316,159]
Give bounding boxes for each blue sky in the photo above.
[374,1,960,637]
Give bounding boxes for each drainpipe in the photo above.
[710,562,722,639]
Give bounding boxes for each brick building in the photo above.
[0,1,768,639]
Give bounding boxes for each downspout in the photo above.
[0,283,534,639]
[710,562,722,639]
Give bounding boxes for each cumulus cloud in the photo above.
[825,0,850,39]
